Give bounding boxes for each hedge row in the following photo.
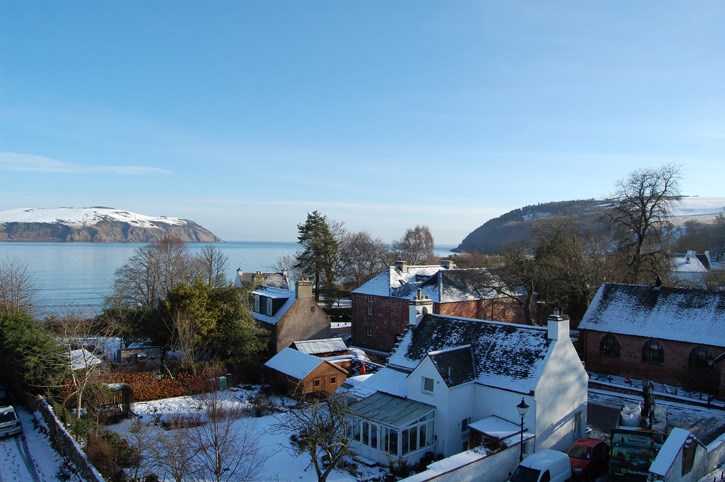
[100,371,211,402]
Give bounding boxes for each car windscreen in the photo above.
[509,466,541,482]
[567,445,591,459]
[0,411,16,423]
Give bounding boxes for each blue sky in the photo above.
[1,1,723,245]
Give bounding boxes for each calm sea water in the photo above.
[0,241,454,317]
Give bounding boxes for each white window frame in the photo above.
[422,376,434,394]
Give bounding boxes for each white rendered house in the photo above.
[347,298,588,465]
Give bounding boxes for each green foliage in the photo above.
[0,310,65,394]
[294,211,340,302]
[159,280,268,377]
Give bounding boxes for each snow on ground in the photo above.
[588,389,725,445]
[109,387,387,482]
[0,406,78,482]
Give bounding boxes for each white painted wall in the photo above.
[408,357,476,458]
[401,443,521,482]
[533,325,588,452]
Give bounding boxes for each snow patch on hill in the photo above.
[0,207,187,228]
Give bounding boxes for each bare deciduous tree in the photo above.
[607,164,682,283]
[190,387,265,482]
[194,244,230,288]
[393,225,437,265]
[50,308,119,418]
[0,257,37,315]
[108,236,196,308]
[274,392,353,482]
[337,231,392,287]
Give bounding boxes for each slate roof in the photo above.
[293,338,348,355]
[251,286,295,325]
[235,270,289,289]
[353,265,501,302]
[578,283,725,347]
[388,314,550,394]
[428,345,476,387]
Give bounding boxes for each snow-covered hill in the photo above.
[0,207,221,242]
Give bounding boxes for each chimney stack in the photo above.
[547,309,570,342]
[409,289,433,328]
[441,260,456,270]
[395,260,409,272]
[296,278,313,299]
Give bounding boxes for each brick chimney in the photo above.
[409,289,433,328]
[394,260,409,272]
[547,309,570,342]
[296,278,313,299]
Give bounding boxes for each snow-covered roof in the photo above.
[264,348,324,380]
[252,286,293,299]
[353,265,442,297]
[469,416,521,440]
[388,314,550,394]
[252,286,296,325]
[0,207,186,228]
[648,428,696,476]
[69,349,103,371]
[292,338,348,355]
[235,270,290,289]
[671,252,708,273]
[353,265,502,302]
[578,283,725,347]
[358,367,409,398]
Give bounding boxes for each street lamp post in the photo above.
[517,398,529,462]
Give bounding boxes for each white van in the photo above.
[508,449,572,482]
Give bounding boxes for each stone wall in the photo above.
[34,396,105,482]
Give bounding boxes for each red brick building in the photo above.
[351,261,527,353]
[578,283,725,400]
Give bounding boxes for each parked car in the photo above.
[508,449,573,482]
[0,405,22,438]
[567,437,609,481]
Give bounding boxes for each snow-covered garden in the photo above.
[108,386,388,482]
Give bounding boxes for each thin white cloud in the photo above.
[0,152,168,175]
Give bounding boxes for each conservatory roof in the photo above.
[349,392,434,430]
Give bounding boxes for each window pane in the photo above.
[362,421,369,445]
[410,426,418,452]
[390,430,398,456]
[371,424,378,450]
[419,424,427,447]
[402,429,409,455]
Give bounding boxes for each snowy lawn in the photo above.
[109,387,388,482]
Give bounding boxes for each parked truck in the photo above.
[608,382,667,481]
